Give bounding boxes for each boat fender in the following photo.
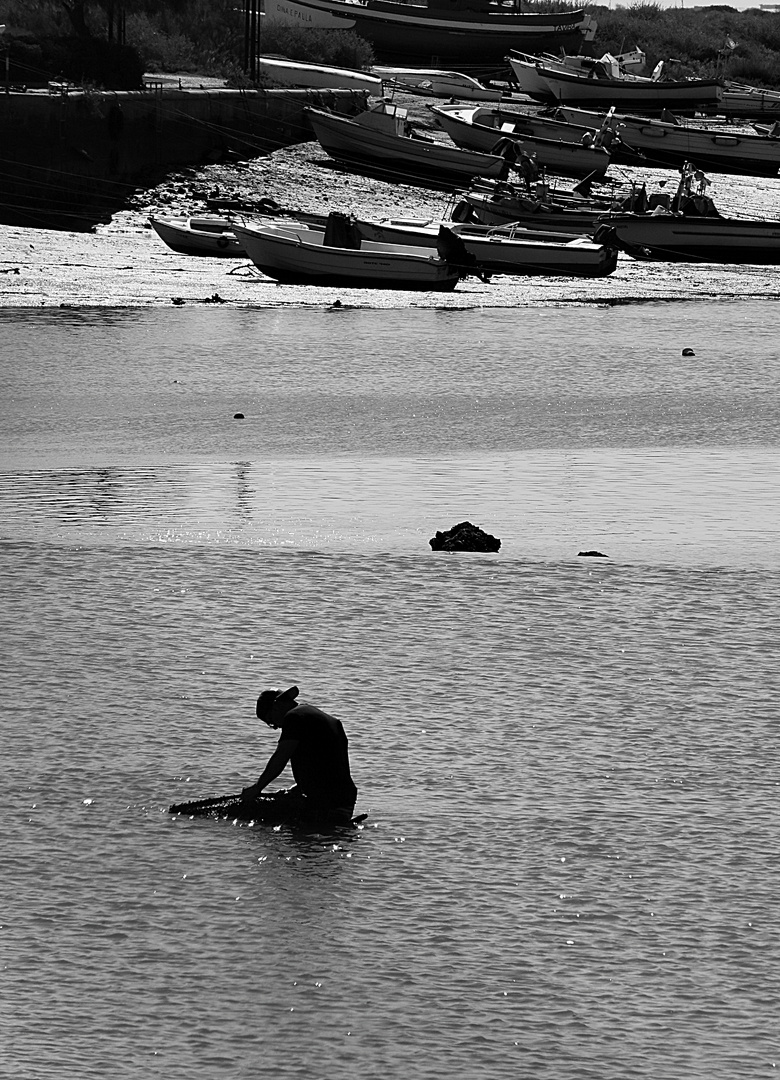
[451,200,474,223]
[216,235,231,249]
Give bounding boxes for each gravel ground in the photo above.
[3,90,780,309]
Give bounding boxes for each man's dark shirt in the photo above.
[279,703,357,810]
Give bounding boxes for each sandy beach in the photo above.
[4,91,780,308]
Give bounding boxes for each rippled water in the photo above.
[2,302,780,1079]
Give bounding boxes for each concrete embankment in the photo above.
[0,85,367,230]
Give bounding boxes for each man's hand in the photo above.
[241,782,262,800]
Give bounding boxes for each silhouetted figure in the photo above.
[242,686,358,822]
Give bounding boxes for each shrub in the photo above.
[256,23,375,70]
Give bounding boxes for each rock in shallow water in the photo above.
[429,521,501,553]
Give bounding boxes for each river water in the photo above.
[2,300,779,1080]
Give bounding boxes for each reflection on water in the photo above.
[1,449,778,567]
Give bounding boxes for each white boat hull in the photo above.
[149,216,246,257]
[233,223,462,289]
[255,56,382,94]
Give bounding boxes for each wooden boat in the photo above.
[555,106,780,177]
[352,218,619,276]
[372,66,505,101]
[261,0,597,67]
[721,83,780,121]
[431,101,646,168]
[599,213,780,264]
[255,55,382,94]
[429,103,613,179]
[149,210,330,257]
[529,60,724,112]
[508,50,654,101]
[304,101,508,183]
[232,219,463,289]
[461,190,613,233]
[149,215,247,257]
[457,173,668,233]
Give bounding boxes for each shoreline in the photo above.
[4,92,780,309]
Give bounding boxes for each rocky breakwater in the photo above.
[0,84,368,231]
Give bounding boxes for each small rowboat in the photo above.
[305,100,508,184]
[255,55,382,94]
[233,219,463,290]
[149,215,247,257]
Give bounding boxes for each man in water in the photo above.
[241,685,358,822]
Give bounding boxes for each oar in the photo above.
[168,792,243,815]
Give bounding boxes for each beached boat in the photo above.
[721,84,780,121]
[432,101,647,168]
[429,103,613,179]
[149,210,330,257]
[255,55,382,93]
[372,66,505,101]
[554,106,780,178]
[600,213,780,264]
[508,50,654,101]
[353,218,619,276]
[261,0,597,67]
[528,60,724,112]
[305,100,508,183]
[232,219,463,289]
[149,215,248,257]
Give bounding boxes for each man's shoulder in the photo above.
[282,703,341,733]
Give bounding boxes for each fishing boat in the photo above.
[431,101,646,168]
[429,102,614,179]
[721,83,780,121]
[508,49,654,100]
[261,0,597,68]
[372,66,506,101]
[600,213,780,264]
[149,210,329,257]
[554,106,780,178]
[509,52,780,122]
[305,100,508,183]
[149,215,248,257]
[255,55,383,93]
[353,218,619,276]
[532,62,723,112]
[232,219,464,289]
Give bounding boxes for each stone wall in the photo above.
[0,86,367,229]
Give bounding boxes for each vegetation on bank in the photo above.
[592,4,780,89]
[1,0,780,90]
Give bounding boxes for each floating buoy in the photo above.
[233,413,245,420]
[682,348,695,356]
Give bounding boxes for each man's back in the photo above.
[280,702,357,810]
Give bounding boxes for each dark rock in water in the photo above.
[430,521,501,552]
[578,550,608,558]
